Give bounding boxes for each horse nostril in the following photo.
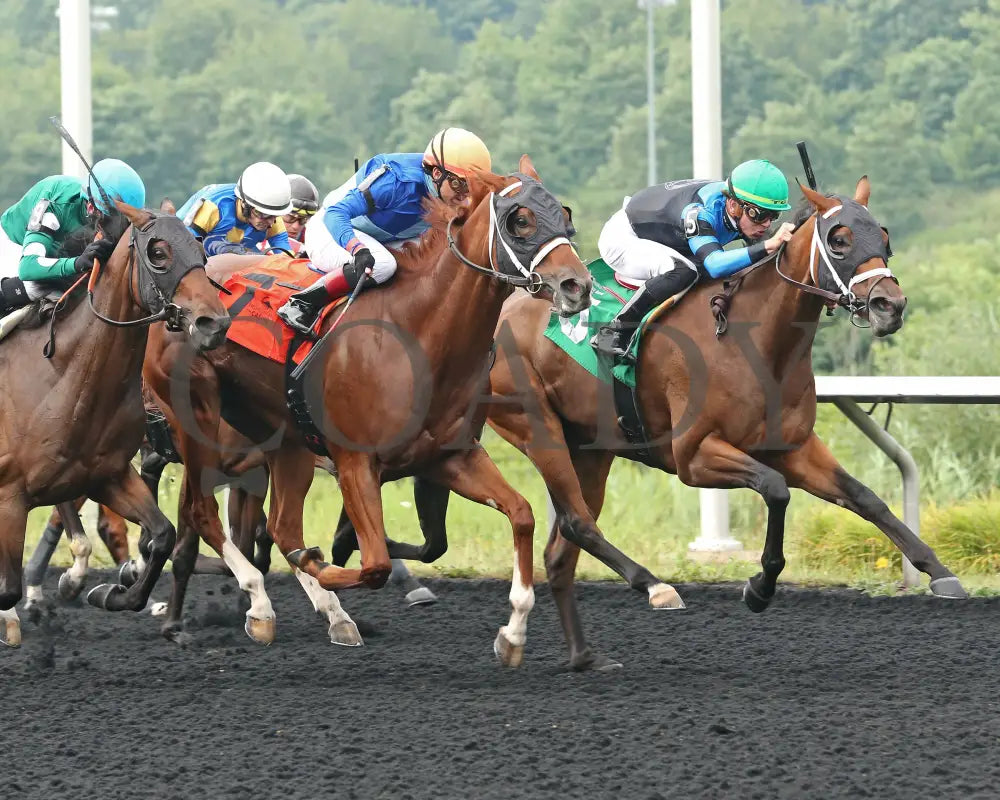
[194,315,230,340]
[560,278,589,298]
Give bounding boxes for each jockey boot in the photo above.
[592,267,698,359]
[277,267,353,336]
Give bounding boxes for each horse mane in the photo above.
[394,171,509,273]
[56,209,131,257]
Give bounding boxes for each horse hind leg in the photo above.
[423,448,535,668]
[23,509,67,609]
[293,568,362,646]
[55,501,94,602]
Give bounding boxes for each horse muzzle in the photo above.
[189,314,231,351]
[867,292,906,337]
[546,273,592,318]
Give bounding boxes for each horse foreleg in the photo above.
[775,433,966,598]
[56,501,92,602]
[86,468,175,614]
[0,494,28,646]
[683,435,792,612]
[423,446,535,668]
[268,446,361,644]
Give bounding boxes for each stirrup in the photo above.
[277,300,319,337]
[591,325,631,359]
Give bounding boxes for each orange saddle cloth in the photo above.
[220,258,338,363]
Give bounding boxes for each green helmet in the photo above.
[727,159,791,211]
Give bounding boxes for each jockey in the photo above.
[0,159,146,314]
[276,127,492,335]
[177,161,293,257]
[592,159,796,358]
[261,173,319,256]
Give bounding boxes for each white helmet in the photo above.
[235,162,293,216]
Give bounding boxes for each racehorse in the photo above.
[0,201,230,646]
[335,176,968,671]
[139,157,590,664]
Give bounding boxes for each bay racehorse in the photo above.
[0,202,229,646]
[135,156,590,664]
[336,176,967,670]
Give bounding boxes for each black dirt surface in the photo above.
[2,571,999,800]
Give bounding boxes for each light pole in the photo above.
[58,0,92,179]
[638,0,677,187]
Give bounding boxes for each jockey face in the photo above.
[430,166,469,206]
[282,212,309,242]
[247,206,277,232]
[727,197,776,242]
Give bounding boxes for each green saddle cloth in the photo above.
[542,258,656,388]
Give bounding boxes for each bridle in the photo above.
[446,178,575,294]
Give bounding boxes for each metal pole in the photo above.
[59,0,92,180]
[686,0,739,556]
[832,399,921,588]
[646,0,657,186]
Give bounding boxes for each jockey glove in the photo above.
[74,239,116,273]
[352,247,375,275]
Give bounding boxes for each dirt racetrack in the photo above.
[2,570,999,799]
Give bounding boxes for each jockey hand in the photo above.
[352,247,375,274]
[764,222,796,254]
[74,238,116,273]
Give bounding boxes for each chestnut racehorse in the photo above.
[142,157,591,664]
[0,202,229,646]
[335,176,967,671]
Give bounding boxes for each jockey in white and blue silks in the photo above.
[592,159,797,358]
[176,161,293,257]
[277,127,492,336]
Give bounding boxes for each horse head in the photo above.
[795,178,904,337]
[109,202,230,350]
[453,155,592,317]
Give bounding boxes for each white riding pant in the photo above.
[304,179,412,285]
[0,227,50,300]
[598,199,699,286]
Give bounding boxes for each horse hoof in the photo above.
[0,618,21,648]
[143,600,169,617]
[162,624,191,646]
[929,576,968,599]
[328,619,364,647]
[648,583,686,610]
[742,581,771,613]
[245,615,275,645]
[87,583,126,611]
[58,571,86,602]
[118,560,140,587]
[493,627,524,668]
[404,587,438,607]
[568,651,622,672]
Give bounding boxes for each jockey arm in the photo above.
[17,230,78,282]
[686,205,768,279]
[322,166,398,255]
[262,219,292,253]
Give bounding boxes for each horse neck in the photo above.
[69,231,150,392]
[393,217,510,371]
[731,230,826,371]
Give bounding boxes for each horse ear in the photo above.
[115,199,150,227]
[159,197,177,214]
[518,154,541,182]
[797,179,838,214]
[854,175,871,207]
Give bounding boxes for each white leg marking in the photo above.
[293,568,355,629]
[67,532,92,584]
[0,606,20,646]
[502,556,535,647]
[222,539,273,621]
[25,585,44,604]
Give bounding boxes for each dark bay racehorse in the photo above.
[140,157,590,663]
[336,176,967,670]
[0,202,229,646]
